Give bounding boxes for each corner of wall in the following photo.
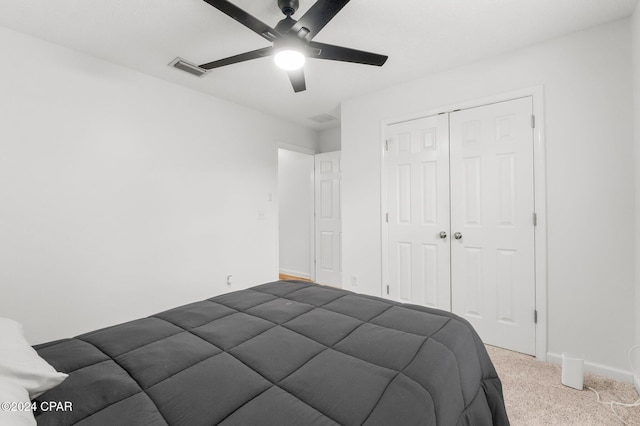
[317,125,342,153]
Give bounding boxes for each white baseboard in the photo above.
[634,373,640,397]
[279,269,311,280]
[547,352,634,383]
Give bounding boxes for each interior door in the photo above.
[384,114,451,310]
[449,97,536,355]
[315,151,342,287]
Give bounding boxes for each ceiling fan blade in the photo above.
[199,47,274,70]
[201,0,279,41]
[307,41,388,66]
[287,68,306,92]
[290,0,351,40]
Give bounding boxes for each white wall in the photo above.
[632,3,640,390]
[278,149,314,279]
[0,26,317,344]
[341,19,635,375]
[318,126,341,153]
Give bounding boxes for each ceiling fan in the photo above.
[190,0,388,92]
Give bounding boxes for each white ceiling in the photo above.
[0,0,637,130]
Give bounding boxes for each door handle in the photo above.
[454,232,463,240]
[439,231,447,239]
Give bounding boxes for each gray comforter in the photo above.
[34,280,509,425]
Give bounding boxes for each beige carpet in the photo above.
[486,345,640,425]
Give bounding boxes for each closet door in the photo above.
[449,97,536,355]
[384,114,451,310]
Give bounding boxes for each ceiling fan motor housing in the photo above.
[278,0,299,16]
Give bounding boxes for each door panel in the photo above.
[450,97,535,355]
[463,157,482,225]
[385,114,451,310]
[315,151,342,287]
[398,242,412,301]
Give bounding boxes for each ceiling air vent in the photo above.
[169,57,208,78]
[308,113,337,124]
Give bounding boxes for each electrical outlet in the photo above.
[350,275,357,286]
[226,274,233,286]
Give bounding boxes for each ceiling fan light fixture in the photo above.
[196,0,388,92]
[274,49,305,71]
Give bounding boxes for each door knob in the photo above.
[439,231,447,239]
[454,232,463,240]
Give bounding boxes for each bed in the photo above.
[31,280,509,425]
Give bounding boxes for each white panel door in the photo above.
[449,97,536,355]
[385,114,451,310]
[315,151,342,287]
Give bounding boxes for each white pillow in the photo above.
[0,318,68,399]
[0,381,36,426]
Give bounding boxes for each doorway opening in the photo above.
[278,148,315,282]
[277,147,343,287]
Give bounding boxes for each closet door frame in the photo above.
[380,86,548,361]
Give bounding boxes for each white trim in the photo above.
[277,142,316,156]
[380,121,391,298]
[547,352,635,384]
[635,374,640,397]
[379,86,548,361]
[279,269,312,280]
[308,151,317,282]
[531,87,548,362]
